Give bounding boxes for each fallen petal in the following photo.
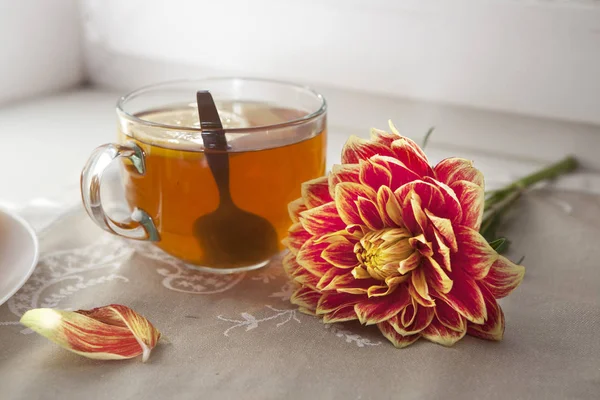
[21,305,161,362]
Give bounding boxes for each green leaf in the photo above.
[421,127,435,149]
[488,237,511,254]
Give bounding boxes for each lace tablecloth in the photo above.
[1,190,599,400]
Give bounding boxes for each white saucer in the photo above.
[0,208,39,306]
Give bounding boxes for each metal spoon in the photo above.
[193,91,278,270]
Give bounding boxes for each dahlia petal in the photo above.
[316,292,362,314]
[434,298,467,332]
[388,121,429,160]
[317,268,349,291]
[356,197,385,230]
[301,176,333,208]
[354,287,411,325]
[376,186,404,227]
[370,127,399,147]
[299,202,346,237]
[423,256,453,294]
[341,135,395,164]
[408,234,434,258]
[410,268,434,306]
[398,251,422,274]
[21,305,161,362]
[290,286,320,312]
[400,302,417,327]
[422,177,464,223]
[283,252,320,290]
[282,251,301,277]
[359,158,392,191]
[351,266,373,279]
[390,305,434,336]
[370,155,421,191]
[367,276,408,298]
[377,321,420,348]
[431,229,451,271]
[288,198,307,223]
[424,209,458,252]
[297,238,330,277]
[283,223,311,255]
[451,180,485,230]
[453,226,498,280]
[396,182,444,233]
[434,158,484,188]
[298,307,316,316]
[346,224,368,238]
[321,237,359,269]
[391,138,433,177]
[437,270,487,324]
[467,284,505,341]
[322,305,357,323]
[366,284,393,298]
[422,316,466,347]
[483,255,525,299]
[410,195,429,233]
[334,182,377,225]
[328,164,360,197]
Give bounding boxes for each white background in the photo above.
[81,0,600,124]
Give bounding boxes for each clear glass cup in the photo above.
[81,78,327,273]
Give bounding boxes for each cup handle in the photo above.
[80,142,160,241]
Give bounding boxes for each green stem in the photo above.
[481,155,578,245]
[485,156,578,209]
[501,155,577,192]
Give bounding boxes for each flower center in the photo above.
[353,227,413,281]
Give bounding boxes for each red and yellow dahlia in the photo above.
[283,122,525,348]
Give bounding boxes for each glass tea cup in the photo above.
[81,78,327,273]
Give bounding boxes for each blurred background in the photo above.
[0,0,599,210]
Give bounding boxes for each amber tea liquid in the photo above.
[120,102,326,268]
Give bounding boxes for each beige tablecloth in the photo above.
[1,190,599,400]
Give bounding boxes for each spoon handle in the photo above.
[197,91,233,205]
